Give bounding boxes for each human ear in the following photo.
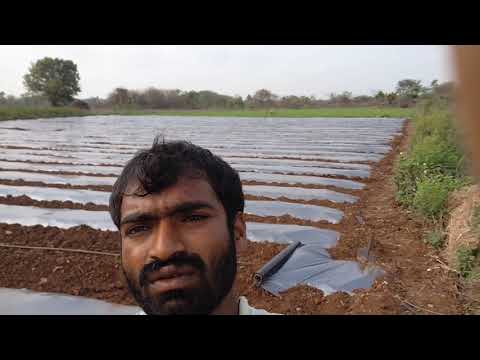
[233,212,247,253]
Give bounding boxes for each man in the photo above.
[109,137,277,315]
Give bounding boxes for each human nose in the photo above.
[147,219,186,262]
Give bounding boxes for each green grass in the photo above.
[413,175,463,220]
[0,106,415,121]
[0,107,89,121]
[98,107,416,118]
[394,106,466,220]
[456,246,479,279]
[423,228,445,249]
[471,205,480,238]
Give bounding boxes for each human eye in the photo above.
[125,224,151,237]
[182,214,209,223]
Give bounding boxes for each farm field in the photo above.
[0,115,465,314]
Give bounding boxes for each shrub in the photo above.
[470,205,480,238]
[394,108,466,220]
[412,175,461,219]
[456,246,479,278]
[411,111,457,146]
[423,229,445,249]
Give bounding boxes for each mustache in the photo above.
[139,251,206,287]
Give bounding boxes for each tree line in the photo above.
[0,57,454,110]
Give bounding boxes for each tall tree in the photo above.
[395,79,424,100]
[374,91,386,101]
[108,88,130,106]
[23,57,81,106]
[252,89,277,108]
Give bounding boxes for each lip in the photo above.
[146,265,198,294]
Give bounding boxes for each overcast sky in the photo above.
[0,45,454,99]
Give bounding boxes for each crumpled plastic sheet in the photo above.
[0,288,141,315]
[261,244,385,296]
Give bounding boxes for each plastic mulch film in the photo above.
[243,185,358,203]
[0,288,141,315]
[0,184,110,205]
[245,200,344,223]
[0,171,116,186]
[246,222,340,247]
[260,243,385,296]
[239,172,365,190]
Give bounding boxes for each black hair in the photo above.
[109,136,245,234]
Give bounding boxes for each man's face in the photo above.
[119,176,244,315]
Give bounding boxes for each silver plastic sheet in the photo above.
[243,185,358,203]
[0,288,140,315]
[245,200,344,223]
[261,244,385,296]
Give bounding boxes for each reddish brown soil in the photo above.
[0,179,113,192]
[1,145,43,150]
[0,127,28,131]
[0,223,284,307]
[0,224,131,304]
[0,223,403,313]
[325,122,466,314]
[0,195,108,211]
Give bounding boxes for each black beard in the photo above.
[123,239,237,315]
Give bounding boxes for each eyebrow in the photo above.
[120,201,216,227]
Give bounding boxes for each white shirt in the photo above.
[135,296,280,315]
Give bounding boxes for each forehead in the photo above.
[120,176,222,217]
